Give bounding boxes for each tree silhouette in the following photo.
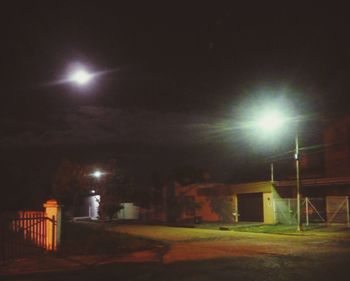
[52,159,133,219]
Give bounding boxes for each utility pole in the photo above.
[295,132,301,231]
[270,162,274,183]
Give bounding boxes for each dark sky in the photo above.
[1,2,349,202]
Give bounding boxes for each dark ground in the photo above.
[2,223,350,281]
[4,254,350,281]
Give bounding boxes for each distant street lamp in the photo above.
[91,170,104,179]
[51,62,116,88]
[256,111,302,231]
[89,170,105,196]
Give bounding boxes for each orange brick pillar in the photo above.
[43,199,62,251]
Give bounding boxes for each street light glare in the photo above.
[92,170,103,179]
[69,69,92,85]
[257,111,285,132]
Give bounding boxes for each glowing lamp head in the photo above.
[69,69,92,85]
[91,170,103,179]
[257,111,285,132]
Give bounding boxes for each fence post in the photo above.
[52,216,56,252]
[43,199,62,251]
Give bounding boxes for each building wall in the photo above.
[82,196,139,220]
[233,182,275,224]
[324,116,350,177]
[195,196,221,222]
[175,183,221,222]
[117,203,140,220]
[84,195,100,219]
[263,192,275,224]
[175,182,275,224]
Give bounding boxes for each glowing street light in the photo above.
[68,68,94,86]
[257,111,285,132]
[69,68,93,85]
[91,170,104,179]
[49,61,116,88]
[256,110,302,231]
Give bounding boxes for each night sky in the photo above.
[1,2,349,208]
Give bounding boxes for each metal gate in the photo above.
[302,197,326,225]
[326,196,350,226]
[0,212,56,265]
[274,197,350,226]
[274,197,326,225]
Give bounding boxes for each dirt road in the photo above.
[108,225,350,263]
[3,224,350,281]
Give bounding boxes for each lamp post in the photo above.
[256,111,302,231]
[295,131,302,231]
[89,169,106,193]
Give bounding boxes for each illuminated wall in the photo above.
[85,195,100,219]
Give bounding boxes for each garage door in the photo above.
[237,193,263,222]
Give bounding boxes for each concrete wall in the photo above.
[117,203,140,220]
[263,192,276,224]
[83,196,139,220]
[84,195,100,219]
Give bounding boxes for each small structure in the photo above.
[174,178,350,225]
[83,194,100,220]
[175,181,275,224]
[116,203,140,220]
[81,195,139,220]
